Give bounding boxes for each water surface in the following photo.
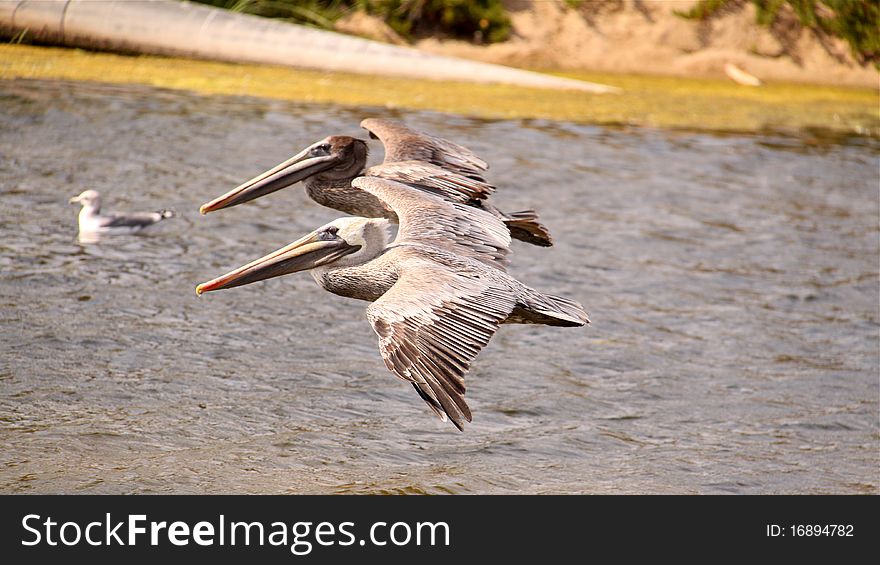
[1,79,877,493]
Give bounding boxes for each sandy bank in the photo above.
[346,0,879,89]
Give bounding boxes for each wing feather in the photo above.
[365,161,495,203]
[366,258,515,430]
[361,118,489,179]
[352,176,510,270]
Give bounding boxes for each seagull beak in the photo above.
[199,146,338,214]
[196,231,360,295]
[68,195,81,204]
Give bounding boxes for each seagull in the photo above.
[69,190,174,239]
[196,177,588,430]
[199,118,553,246]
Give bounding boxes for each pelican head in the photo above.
[196,217,390,295]
[200,136,369,214]
[69,189,102,210]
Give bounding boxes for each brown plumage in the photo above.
[360,118,489,180]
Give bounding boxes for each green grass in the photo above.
[1,45,876,136]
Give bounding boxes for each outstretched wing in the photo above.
[366,160,495,204]
[361,118,489,179]
[366,255,515,430]
[352,176,510,270]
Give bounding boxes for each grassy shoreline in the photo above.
[1,44,877,136]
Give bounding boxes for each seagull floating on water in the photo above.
[70,189,175,239]
[197,177,587,430]
[199,118,553,247]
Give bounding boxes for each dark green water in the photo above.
[1,79,877,493]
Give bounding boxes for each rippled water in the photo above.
[1,79,877,494]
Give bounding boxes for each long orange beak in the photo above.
[199,145,338,214]
[196,230,360,295]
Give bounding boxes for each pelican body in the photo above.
[70,189,174,239]
[198,178,587,430]
[200,119,553,247]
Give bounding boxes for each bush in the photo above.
[192,0,511,44]
[677,0,879,67]
[364,1,511,44]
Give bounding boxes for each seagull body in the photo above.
[200,118,553,247]
[70,190,174,238]
[197,177,587,429]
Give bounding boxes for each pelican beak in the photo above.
[199,145,338,214]
[196,230,360,295]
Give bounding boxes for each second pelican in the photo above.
[199,119,553,247]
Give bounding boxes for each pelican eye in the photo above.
[310,143,331,156]
[319,226,339,240]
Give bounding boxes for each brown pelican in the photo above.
[70,189,174,239]
[199,118,553,247]
[197,177,587,430]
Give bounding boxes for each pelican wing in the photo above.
[366,256,516,429]
[361,118,489,178]
[352,176,510,270]
[366,161,495,204]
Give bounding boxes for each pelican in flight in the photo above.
[197,177,587,429]
[200,118,553,247]
[70,189,174,239]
